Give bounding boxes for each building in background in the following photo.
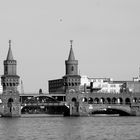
[80,75,140,94]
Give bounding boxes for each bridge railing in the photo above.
[21,102,66,106]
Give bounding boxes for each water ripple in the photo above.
[0,116,139,140]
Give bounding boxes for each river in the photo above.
[0,115,140,140]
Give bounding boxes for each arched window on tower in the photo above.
[71,66,74,71]
[72,83,74,86]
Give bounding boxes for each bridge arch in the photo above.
[118,97,123,104]
[100,97,105,104]
[8,98,14,103]
[8,98,14,113]
[125,98,131,105]
[71,97,77,102]
[91,107,131,116]
[94,98,100,104]
[81,97,87,103]
[133,97,138,103]
[21,104,68,115]
[112,97,117,104]
[88,97,93,104]
[106,97,111,104]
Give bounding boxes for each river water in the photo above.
[0,115,140,140]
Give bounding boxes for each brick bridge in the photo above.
[0,92,139,116]
[67,91,140,116]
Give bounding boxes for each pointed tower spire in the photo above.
[68,40,75,61]
[65,40,78,76]
[6,40,14,60]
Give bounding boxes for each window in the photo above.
[71,66,74,71]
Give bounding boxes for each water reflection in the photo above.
[0,116,139,140]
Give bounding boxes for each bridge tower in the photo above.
[63,40,81,116]
[1,40,21,117]
[63,40,81,91]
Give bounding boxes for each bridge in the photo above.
[67,91,140,116]
[19,92,140,116]
[0,93,69,115]
[0,92,139,116]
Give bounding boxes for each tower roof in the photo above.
[6,40,14,60]
[68,40,75,61]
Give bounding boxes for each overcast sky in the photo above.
[0,0,140,93]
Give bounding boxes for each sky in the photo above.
[0,0,140,93]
